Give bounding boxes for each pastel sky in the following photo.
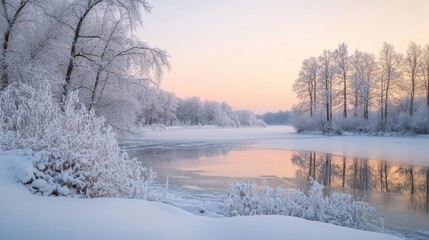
[138,0,429,113]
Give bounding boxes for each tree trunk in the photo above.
[354,89,358,117]
[63,16,85,103]
[329,77,333,123]
[325,77,330,123]
[343,73,347,118]
[89,68,102,111]
[342,157,346,188]
[308,153,312,179]
[426,69,429,109]
[410,71,415,116]
[1,27,11,90]
[309,82,313,117]
[380,90,384,129]
[1,0,29,90]
[313,77,317,115]
[62,1,100,103]
[384,80,390,128]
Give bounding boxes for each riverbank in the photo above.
[0,150,401,240]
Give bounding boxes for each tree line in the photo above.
[292,42,429,134]
[137,88,265,129]
[256,110,290,125]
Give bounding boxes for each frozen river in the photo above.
[121,126,429,239]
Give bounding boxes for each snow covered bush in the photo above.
[223,180,263,216]
[0,83,158,199]
[224,179,383,232]
[290,105,329,133]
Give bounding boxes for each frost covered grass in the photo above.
[0,83,158,199]
[224,179,384,232]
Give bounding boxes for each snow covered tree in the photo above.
[176,97,202,125]
[350,50,377,119]
[293,57,318,117]
[291,42,429,134]
[0,0,38,90]
[318,50,336,124]
[377,42,403,129]
[421,45,429,109]
[158,90,177,126]
[403,41,422,116]
[47,0,157,102]
[334,43,350,118]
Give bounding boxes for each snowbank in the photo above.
[0,150,401,240]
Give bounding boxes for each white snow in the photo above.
[0,150,401,240]
[132,126,429,165]
[31,179,49,192]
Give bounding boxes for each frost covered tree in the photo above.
[46,0,159,102]
[334,43,350,118]
[421,45,429,109]
[403,41,422,116]
[318,50,336,123]
[257,110,290,125]
[377,42,403,128]
[135,87,177,126]
[0,0,36,90]
[173,97,264,127]
[350,51,377,119]
[176,97,202,125]
[158,90,177,126]
[293,57,318,117]
[79,15,169,111]
[291,41,429,134]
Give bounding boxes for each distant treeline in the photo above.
[292,42,429,134]
[257,110,290,125]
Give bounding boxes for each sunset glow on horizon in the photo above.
[140,0,429,113]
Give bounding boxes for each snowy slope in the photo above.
[0,150,401,240]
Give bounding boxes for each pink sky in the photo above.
[139,0,429,113]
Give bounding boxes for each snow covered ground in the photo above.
[128,126,429,165]
[0,150,402,240]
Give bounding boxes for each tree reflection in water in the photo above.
[291,151,429,213]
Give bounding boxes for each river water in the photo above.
[125,140,429,239]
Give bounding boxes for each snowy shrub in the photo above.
[333,116,370,133]
[0,83,158,199]
[410,105,429,134]
[223,180,263,216]
[290,107,327,133]
[224,179,384,232]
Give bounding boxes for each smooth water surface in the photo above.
[125,141,429,239]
